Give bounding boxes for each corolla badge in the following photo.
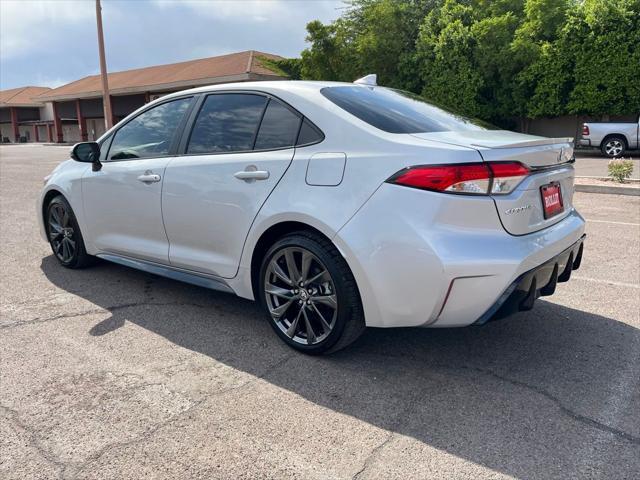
[504,205,532,215]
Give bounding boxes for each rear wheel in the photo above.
[601,136,626,158]
[259,231,365,354]
[46,195,93,268]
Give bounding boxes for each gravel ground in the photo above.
[1,144,639,480]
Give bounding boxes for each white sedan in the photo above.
[38,78,585,353]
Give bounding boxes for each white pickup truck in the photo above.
[579,117,640,157]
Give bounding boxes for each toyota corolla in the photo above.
[38,78,585,354]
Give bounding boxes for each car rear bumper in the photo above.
[334,183,586,329]
[578,139,592,147]
[473,234,585,325]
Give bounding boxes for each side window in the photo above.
[187,94,267,154]
[254,99,301,150]
[98,134,113,162]
[296,118,324,146]
[108,98,192,160]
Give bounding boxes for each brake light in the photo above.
[389,163,491,194]
[582,124,590,136]
[387,162,530,195]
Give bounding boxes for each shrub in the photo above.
[608,158,634,183]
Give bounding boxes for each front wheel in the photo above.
[601,136,626,158]
[259,231,365,354]
[46,195,93,268]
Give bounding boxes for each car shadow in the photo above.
[40,255,640,479]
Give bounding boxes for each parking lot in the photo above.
[573,149,639,178]
[1,144,639,479]
[575,148,640,180]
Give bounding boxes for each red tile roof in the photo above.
[37,50,285,102]
[0,86,51,107]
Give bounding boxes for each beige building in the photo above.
[1,50,285,144]
[0,86,55,142]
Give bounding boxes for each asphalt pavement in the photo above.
[1,144,639,479]
[574,149,639,178]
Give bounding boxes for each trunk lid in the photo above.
[411,130,576,235]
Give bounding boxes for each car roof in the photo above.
[162,80,359,100]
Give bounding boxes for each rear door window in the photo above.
[296,118,324,146]
[187,94,267,154]
[254,99,302,150]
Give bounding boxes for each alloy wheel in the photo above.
[605,139,623,157]
[48,203,76,263]
[264,246,338,345]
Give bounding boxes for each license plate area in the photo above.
[540,182,564,219]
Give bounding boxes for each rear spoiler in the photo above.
[471,137,574,149]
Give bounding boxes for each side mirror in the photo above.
[70,142,101,171]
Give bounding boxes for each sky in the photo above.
[0,0,345,90]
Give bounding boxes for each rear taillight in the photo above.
[387,162,530,195]
[488,162,530,194]
[582,124,590,136]
[389,163,491,194]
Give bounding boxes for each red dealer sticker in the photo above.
[541,182,564,219]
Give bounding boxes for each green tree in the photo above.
[472,12,521,122]
[416,13,485,117]
[414,0,525,123]
[525,0,640,118]
[349,0,429,89]
[511,0,571,125]
[298,19,359,81]
[285,0,640,125]
[523,40,574,118]
[565,0,640,116]
[293,1,439,87]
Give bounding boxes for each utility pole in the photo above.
[96,0,113,129]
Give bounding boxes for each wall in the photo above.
[16,107,40,121]
[62,123,81,143]
[39,103,54,121]
[86,118,107,141]
[0,124,12,141]
[37,125,49,141]
[526,116,581,139]
[18,125,33,141]
[112,94,146,118]
[80,98,104,118]
[55,101,76,119]
[524,114,639,141]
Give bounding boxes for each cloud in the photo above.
[33,75,74,89]
[153,0,343,25]
[0,0,344,90]
[0,0,94,61]
[153,0,284,22]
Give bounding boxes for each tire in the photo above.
[46,195,93,268]
[601,136,626,158]
[258,231,365,354]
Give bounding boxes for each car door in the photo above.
[82,96,194,264]
[162,92,302,278]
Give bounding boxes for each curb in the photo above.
[575,184,639,196]
[575,176,640,183]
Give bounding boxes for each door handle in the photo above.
[234,167,270,182]
[137,171,161,184]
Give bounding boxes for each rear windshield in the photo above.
[321,86,495,134]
